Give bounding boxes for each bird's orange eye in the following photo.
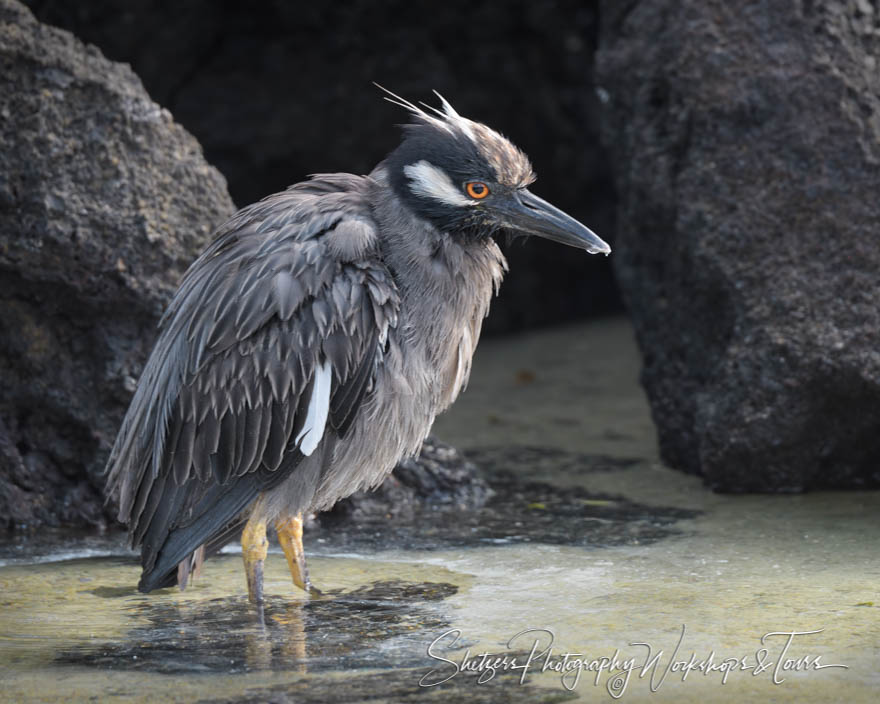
[465,181,490,199]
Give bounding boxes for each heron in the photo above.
[105,88,610,603]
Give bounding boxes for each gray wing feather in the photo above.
[105,175,399,577]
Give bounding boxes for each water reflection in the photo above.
[57,580,456,675]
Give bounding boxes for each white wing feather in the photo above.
[295,359,332,456]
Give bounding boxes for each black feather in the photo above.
[263,401,290,471]
[172,419,196,486]
[131,472,166,548]
[214,410,238,484]
[330,335,377,437]
[139,473,189,574]
[239,403,264,475]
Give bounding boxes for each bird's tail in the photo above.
[137,469,288,593]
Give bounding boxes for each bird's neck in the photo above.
[366,165,506,377]
[367,165,505,299]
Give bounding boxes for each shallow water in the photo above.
[1,317,878,702]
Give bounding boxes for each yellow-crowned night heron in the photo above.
[106,89,610,603]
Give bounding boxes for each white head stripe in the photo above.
[403,160,473,207]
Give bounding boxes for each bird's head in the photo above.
[380,87,610,255]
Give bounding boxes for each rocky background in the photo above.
[597,0,880,491]
[2,0,879,531]
[0,0,235,528]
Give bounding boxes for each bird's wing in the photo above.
[105,175,399,588]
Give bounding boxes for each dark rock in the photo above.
[596,1,880,491]
[0,0,236,529]
[23,0,621,333]
[316,446,697,552]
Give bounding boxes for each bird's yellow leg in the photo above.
[275,514,316,595]
[241,515,269,604]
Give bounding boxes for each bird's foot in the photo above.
[276,514,321,597]
[242,516,269,604]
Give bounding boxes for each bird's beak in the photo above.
[500,189,611,255]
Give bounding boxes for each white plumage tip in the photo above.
[295,359,332,456]
[374,83,474,140]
